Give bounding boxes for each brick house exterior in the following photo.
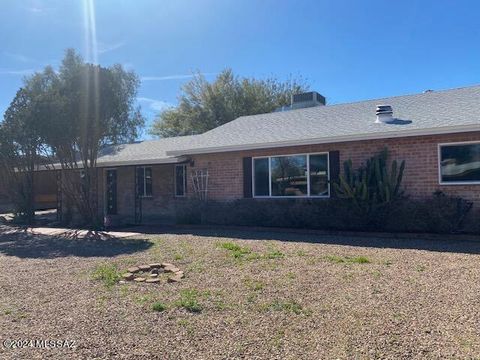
[187,132,480,204]
[53,86,480,226]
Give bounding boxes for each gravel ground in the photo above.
[1,225,480,359]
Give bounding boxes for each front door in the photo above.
[106,170,117,215]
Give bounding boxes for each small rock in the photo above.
[164,265,180,273]
[119,280,126,284]
[149,273,158,278]
[122,273,134,280]
[138,265,151,271]
[174,271,185,279]
[168,275,182,283]
[127,266,140,273]
[133,277,146,282]
[150,269,159,275]
[149,263,162,268]
[145,278,161,283]
[161,263,174,268]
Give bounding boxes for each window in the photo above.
[175,165,186,197]
[253,153,329,197]
[439,142,480,184]
[136,167,152,197]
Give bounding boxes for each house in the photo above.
[0,171,58,213]
[56,85,480,225]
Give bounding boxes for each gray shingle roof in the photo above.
[96,135,198,166]
[168,85,480,156]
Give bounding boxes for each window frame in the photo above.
[174,164,187,197]
[137,166,153,198]
[438,140,480,185]
[252,152,330,198]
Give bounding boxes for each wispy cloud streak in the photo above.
[141,72,217,81]
[137,97,174,112]
[3,52,36,63]
[0,68,35,76]
[98,42,126,54]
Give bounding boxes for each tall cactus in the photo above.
[333,148,405,214]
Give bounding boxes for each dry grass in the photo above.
[1,225,480,359]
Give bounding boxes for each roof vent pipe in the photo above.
[375,105,393,123]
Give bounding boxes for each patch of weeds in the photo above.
[264,249,285,259]
[3,309,12,316]
[372,270,383,278]
[134,294,153,305]
[177,319,190,327]
[152,302,167,312]
[326,255,370,264]
[342,272,355,281]
[174,254,183,261]
[92,263,121,287]
[176,289,202,313]
[262,300,310,315]
[177,319,195,336]
[352,256,370,264]
[296,250,307,257]
[247,293,257,304]
[326,255,346,263]
[372,288,382,295]
[416,265,426,272]
[187,261,206,273]
[244,277,265,292]
[119,285,130,298]
[219,242,252,259]
[286,272,296,280]
[272,329,285,348]
[383,260,393,266]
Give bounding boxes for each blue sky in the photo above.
[1,0,479,138]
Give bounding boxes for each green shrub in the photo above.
[219,242,252,259]
[92,263,121,287]
[176,289,202,313]
[152,302,167,312]
[173,194,475,234]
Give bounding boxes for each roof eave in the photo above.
[166,124,480,156]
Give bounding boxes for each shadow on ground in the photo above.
[127,225,480,255]
[0,227,153,259]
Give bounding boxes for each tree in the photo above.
[0,49,144,227]
[40,49,144,226]
[0,83,48,224]
[150,69,310,137]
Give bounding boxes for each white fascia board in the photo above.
[166,124,480,156]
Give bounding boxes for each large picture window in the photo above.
[253,153,329,197]
[136,167,152,197]
[439,142,480,184]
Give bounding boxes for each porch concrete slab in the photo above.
[24,227,141,240]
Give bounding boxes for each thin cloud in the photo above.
[97,42,126,54]
[141,72,217,81]
[137,97,174,112]
[0,68,35,76]
[3,52,36,63]
[24,6,54,13]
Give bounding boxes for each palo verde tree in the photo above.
[150,69,310,137]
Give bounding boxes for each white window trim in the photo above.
[174,164,187,197]
[438,140,480,185]
[137,166,153,198]
[252,152,330,198]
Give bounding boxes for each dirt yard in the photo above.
[1,225,480,359]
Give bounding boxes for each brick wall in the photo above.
[187,132,480,206]
[97,164,180,224]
